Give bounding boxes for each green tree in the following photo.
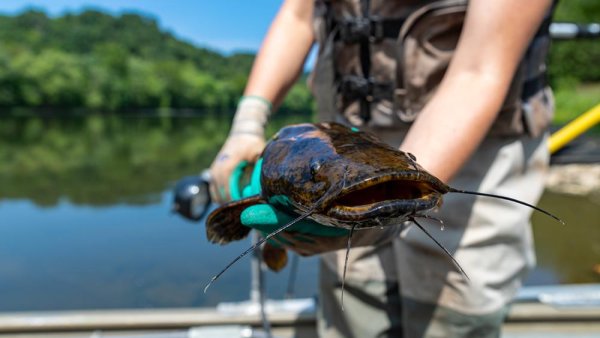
[549,0,600,86]
[0,9,313,113]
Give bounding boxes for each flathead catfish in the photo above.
[204,122,562,290]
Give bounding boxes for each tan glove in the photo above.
[209,96,271,203]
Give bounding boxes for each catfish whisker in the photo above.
[204,209,314,293]
[449,188,565,225]
[410,218,470,281]
[340,224,357,312]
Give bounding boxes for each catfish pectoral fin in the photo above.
[262,243,288,272]
[206,196,263,244]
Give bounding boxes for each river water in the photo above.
[0,115,598,312]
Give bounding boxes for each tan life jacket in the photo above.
[309,0,556,137]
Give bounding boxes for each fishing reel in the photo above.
[172,169,212,221]
[172,162,255,221]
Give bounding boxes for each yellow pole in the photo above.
[549,103,600,154]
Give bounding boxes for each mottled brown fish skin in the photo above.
[259,122,449,229]
[206,122,451,243]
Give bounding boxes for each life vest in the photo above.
[309,0,556,137]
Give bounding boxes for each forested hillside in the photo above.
[0,2,597,114]
[0,9,312,112]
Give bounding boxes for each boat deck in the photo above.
[0,284,599,338]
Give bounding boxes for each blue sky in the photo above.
[0,0,282,53]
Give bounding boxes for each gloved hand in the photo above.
[241,193,394,257]
[229,159,350,256]
[209,96,269,203]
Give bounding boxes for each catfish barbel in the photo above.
[204,122,563,291]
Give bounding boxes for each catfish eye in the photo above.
[310,161,322,179]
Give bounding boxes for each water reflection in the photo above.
[0,194,320,311]
[527,191,600,285]
[0,114,232,206]
[0,114,598,312]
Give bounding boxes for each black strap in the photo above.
[334,17,405,43]
[357,0,372,122]
[521,12,553,100]
[324,0,404,123]
[522,73,547,101]
[534,15,552,39]
[340,76,394,102]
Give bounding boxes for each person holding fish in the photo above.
[209,0,557,337]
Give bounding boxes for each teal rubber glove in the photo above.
[229,159,348,238]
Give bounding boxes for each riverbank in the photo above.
[546,163,600,197]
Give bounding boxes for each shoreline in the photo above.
[545,163,600,196]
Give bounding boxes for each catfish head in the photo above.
[260,122,450,229]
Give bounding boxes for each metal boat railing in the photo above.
[0,284,598,337]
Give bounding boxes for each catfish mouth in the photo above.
[327,173,443,221]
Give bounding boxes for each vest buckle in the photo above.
[340,18,371,43]
[340,76,372,101]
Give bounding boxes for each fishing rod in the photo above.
[549,103,600,155]
[252,232,274,338]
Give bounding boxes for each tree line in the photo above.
[0,9,312,113]
[0,1,598,113]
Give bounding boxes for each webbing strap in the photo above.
[340,76,394,102]
[522,73,547,101]
[358,0,372,122]
[333,17,405,43]
[521,14,553,100]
